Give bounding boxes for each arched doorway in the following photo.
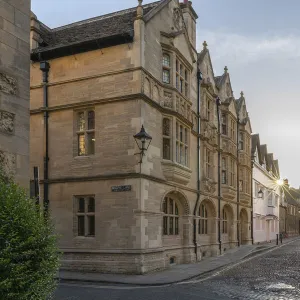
[198,199,217,244]
[222,204,234,249]
[161,191,190,246]
[240,209,248,245]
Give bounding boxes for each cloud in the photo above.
[197,30,300,67]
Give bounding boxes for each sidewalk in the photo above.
[59,236,299,286]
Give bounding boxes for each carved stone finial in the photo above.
[203,41,208,49]
[137,0,143,18]
[224,66,228,73]
[241,91,244,97]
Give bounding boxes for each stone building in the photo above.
[283,180,300,237]
[198,42,252,256]
[0,0,30,187]
[30,0,252,274]
[251,134,281,243]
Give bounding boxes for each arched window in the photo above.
[222,209,228,234]
[162,53,171,84]
[198,204,208,234]
[163,197,179,235]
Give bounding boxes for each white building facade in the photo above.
[252,134,281,244]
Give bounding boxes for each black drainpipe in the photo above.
[216,97,222,254]
[193,70,202,261]
[250,158,254,244]
[236,119,240,247]
[40,61,50,213]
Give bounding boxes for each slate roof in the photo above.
[260,144,267,163]
[251,134,260,157]
[267,153,274,171]
[31,2,160,60]
[214,75,224,88]
[285,188,300,206]
[273,159,280,178]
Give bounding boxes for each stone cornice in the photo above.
[30,67,142,90]
[40,172,200,195]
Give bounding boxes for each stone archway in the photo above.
[240,209,249,245]
[161,190,193,265]
[222,204,235,247]
[198,199,217,244]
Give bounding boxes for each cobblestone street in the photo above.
[55,239,300,300]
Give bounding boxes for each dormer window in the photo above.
[162,53,171,84]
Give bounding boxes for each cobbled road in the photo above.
[55,239,300,300]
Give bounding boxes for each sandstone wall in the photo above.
[0,0,30,187]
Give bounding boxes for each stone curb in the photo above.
[58,242,292,287]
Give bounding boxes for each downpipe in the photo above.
[193,70,202,261]
[40,61,50,213]
[237,119,240,247]
[216,97,222,254]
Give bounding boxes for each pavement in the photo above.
[58,236,300,286]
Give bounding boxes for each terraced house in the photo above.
[251,134,281,244]
[29,0,253,274]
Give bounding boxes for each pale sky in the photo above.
[31,0,300,187]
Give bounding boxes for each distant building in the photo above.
[252,134,281,243]
[0,0,30,187]
[283,181,300,236]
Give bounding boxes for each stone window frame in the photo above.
[198,204,208,235]
[229,157,235,187]
[221,156,227,184]
[206,97,212,121]
[75,109,95,157]
[74,195,96,238]
[230,117,236,141]
[221,113,227,135]
[175,58,189,98]
[162,52,171,84]
[239,179,243,192]
[162,117,172,160]
[222,208,228,234]
[163,196,180,236]
[162,116,191,168]
[239,131,244,151]
[175,120,189,167]
[204,147,213,179]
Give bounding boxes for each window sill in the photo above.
[161,160,192,185]
[74,236,96,239]
[74,154,95,159]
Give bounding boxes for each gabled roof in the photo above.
[273,159,280,179]
[266,153,274,172]
[31,1,160,61]
[198,42,216,88]
[251,133,262,163]
[214,75,225,88]
[214,66,234,101]
[260,144,268,165]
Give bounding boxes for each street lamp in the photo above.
[258,189,263,199]
[133,125,152,164]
